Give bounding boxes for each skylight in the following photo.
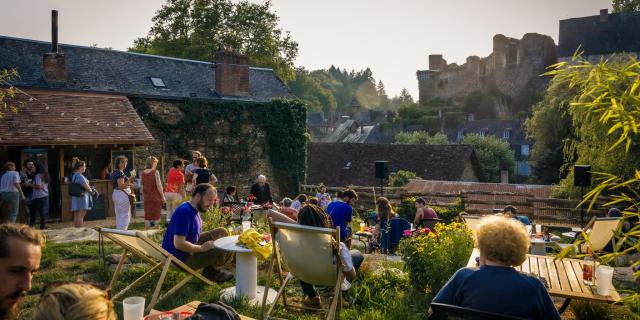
[150,77,166,88]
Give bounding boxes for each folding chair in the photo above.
[260,222,343,320]
[223,201,247,223]
[380,218,411,254]
[428,302,526,320]
[557,217,622,252]
[95,227,213,313]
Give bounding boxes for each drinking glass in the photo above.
[595,265,614,296]
[123,296,145,320]
[535,224,542,234]
[359,222,365,232]
[242,221,251,232]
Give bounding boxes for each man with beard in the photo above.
[161,183,233,282]
[0,224,43,320]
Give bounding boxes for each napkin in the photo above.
[238,228,272,260]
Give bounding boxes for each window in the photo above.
[150,77,166,88]
[457,130,464,141]
[521,144,530,157]
[479,128,488,137]
[517,161,530,176]
[502,129,511,140]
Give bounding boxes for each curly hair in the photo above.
[297,204,334,229]
[476,215,529,266]
[33,283,115,320]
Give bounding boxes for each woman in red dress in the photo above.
[141,156,166,229]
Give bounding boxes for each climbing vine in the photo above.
[130,97,307,195]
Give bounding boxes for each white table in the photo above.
[530,238,548,256]
[213,235,277,305]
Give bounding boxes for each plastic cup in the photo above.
[123,296,145,320]
[595,266,614,296]
[359,222,365,232]
[535,224,542,234]
[242,221,251,232]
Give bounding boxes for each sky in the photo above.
[0,0,612,99]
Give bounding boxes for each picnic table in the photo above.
[466,248,621,313]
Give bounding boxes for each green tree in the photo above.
[287,68,337,115]
[0,69,22,118]
[389,170,421,187]
[461,134,515,182]
[129,0,298,81]
[612,0,640,12]
[394,131,449,145]
[549,53,640,312]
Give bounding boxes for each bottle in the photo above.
[582,248,595,285]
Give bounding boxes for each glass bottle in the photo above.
[582,248,595,285]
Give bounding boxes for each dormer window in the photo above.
[503,128,512,140]
[150,77,166,88]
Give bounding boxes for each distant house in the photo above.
[306,143,484,187]
[558,9,640,61]
[449,119,531,176]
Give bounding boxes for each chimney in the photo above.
[214,46,250,97]
[600,9,608,22]
[43,10,67,82]
[500,170,509,184]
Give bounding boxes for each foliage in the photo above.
[613,0,640,12]
[389,170,421,187]
[0,68,23,119]
[399,222,474,294]
[397,196,417,221]
[129,0,298,82]
[461,133,515,182]
[394,131,450,145]
[570,300,615,320]
[395,102,440,128]
[549,53,640,312]
[131,97,307,196]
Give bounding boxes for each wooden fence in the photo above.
[299,184,607,227]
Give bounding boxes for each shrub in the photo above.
[399,222,473,294]
[570,300,612,320]
[389,170,421,187]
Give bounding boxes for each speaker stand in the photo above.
[580,186,585,228]
[379,178,384,199]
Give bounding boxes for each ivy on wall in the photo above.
[130,97,307,196]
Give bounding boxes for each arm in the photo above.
[173,235,213,253]
[116,177,133,190]
[209,172,218,184]
[266,209,297,224]
[413,208,423,226]
[155,171,165,201]
[191,173,198,185]
[14,182,25,200]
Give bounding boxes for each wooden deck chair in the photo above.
[95,227,213,313]
[557,217,622,252]
[260,222,343,320]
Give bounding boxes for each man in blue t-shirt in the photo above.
[326,189,358,246]
[161,183,233,282]
[432,215,560,320]
[503,205,531,225]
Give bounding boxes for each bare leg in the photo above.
[74,210,86,227]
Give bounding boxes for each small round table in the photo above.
[213,235,277,305]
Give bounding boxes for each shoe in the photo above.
[302,296,321,308]
[203,267,234,283]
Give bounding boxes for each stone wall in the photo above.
[417,33,557,119]
[133,99,283,200]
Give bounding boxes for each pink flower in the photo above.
[403,230,413,237]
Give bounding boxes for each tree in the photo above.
[394,131,449,145]
[0,69,22,119]
[550,53,640,311]
[129,0,298,81]
[612,0,640,12]
[461,134,515,183]
[389,170,421,187]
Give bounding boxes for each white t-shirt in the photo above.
[185,163,197,174]
[339,242,354,272]
[0,171,20,193]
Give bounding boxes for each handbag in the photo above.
[68,173,85,197]
[127,192,137,207]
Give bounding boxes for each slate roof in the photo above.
[0,89,154,145]
[558,11,640,57]
[306,143,484,187]
[0,36,291,102]
[449,119,528,145]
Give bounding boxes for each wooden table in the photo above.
[466,248,621,313]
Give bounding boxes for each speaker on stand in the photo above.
[375,161,389,198]
[574,165,591,228]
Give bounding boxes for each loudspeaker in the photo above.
[574,165,591,187]
[375,161,389,179]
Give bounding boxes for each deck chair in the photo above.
[95,227,213,313]
[260,222,343,320]
[380,218,411,254]
[428,303,526,320]
[557,217,622,252]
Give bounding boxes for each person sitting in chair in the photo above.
[413,197,437,227]
[502,205,531,225]
[432,215,560,320]
[161,183,233,283]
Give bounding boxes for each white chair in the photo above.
[96,227,213,313]
[260,222,343,320]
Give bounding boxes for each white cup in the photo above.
[242,221,251,232]
[595,265,614,296]
[525,225,532,235]
[123,296,145,320]
[535,224,542,234]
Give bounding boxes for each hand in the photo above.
[200,241,215,252]
[20,194,25,201]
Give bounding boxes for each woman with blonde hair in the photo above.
[141,156,166,229]
[33,282,116,320]
[373,197,397,239]
[69,158,93,228]
[109,155,135,230]
[432,215,560,319]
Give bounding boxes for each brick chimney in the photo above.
[214,47,250,97]
[600,9,609,22]
[43,10,67,83]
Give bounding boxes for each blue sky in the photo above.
[0,0,612,99]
